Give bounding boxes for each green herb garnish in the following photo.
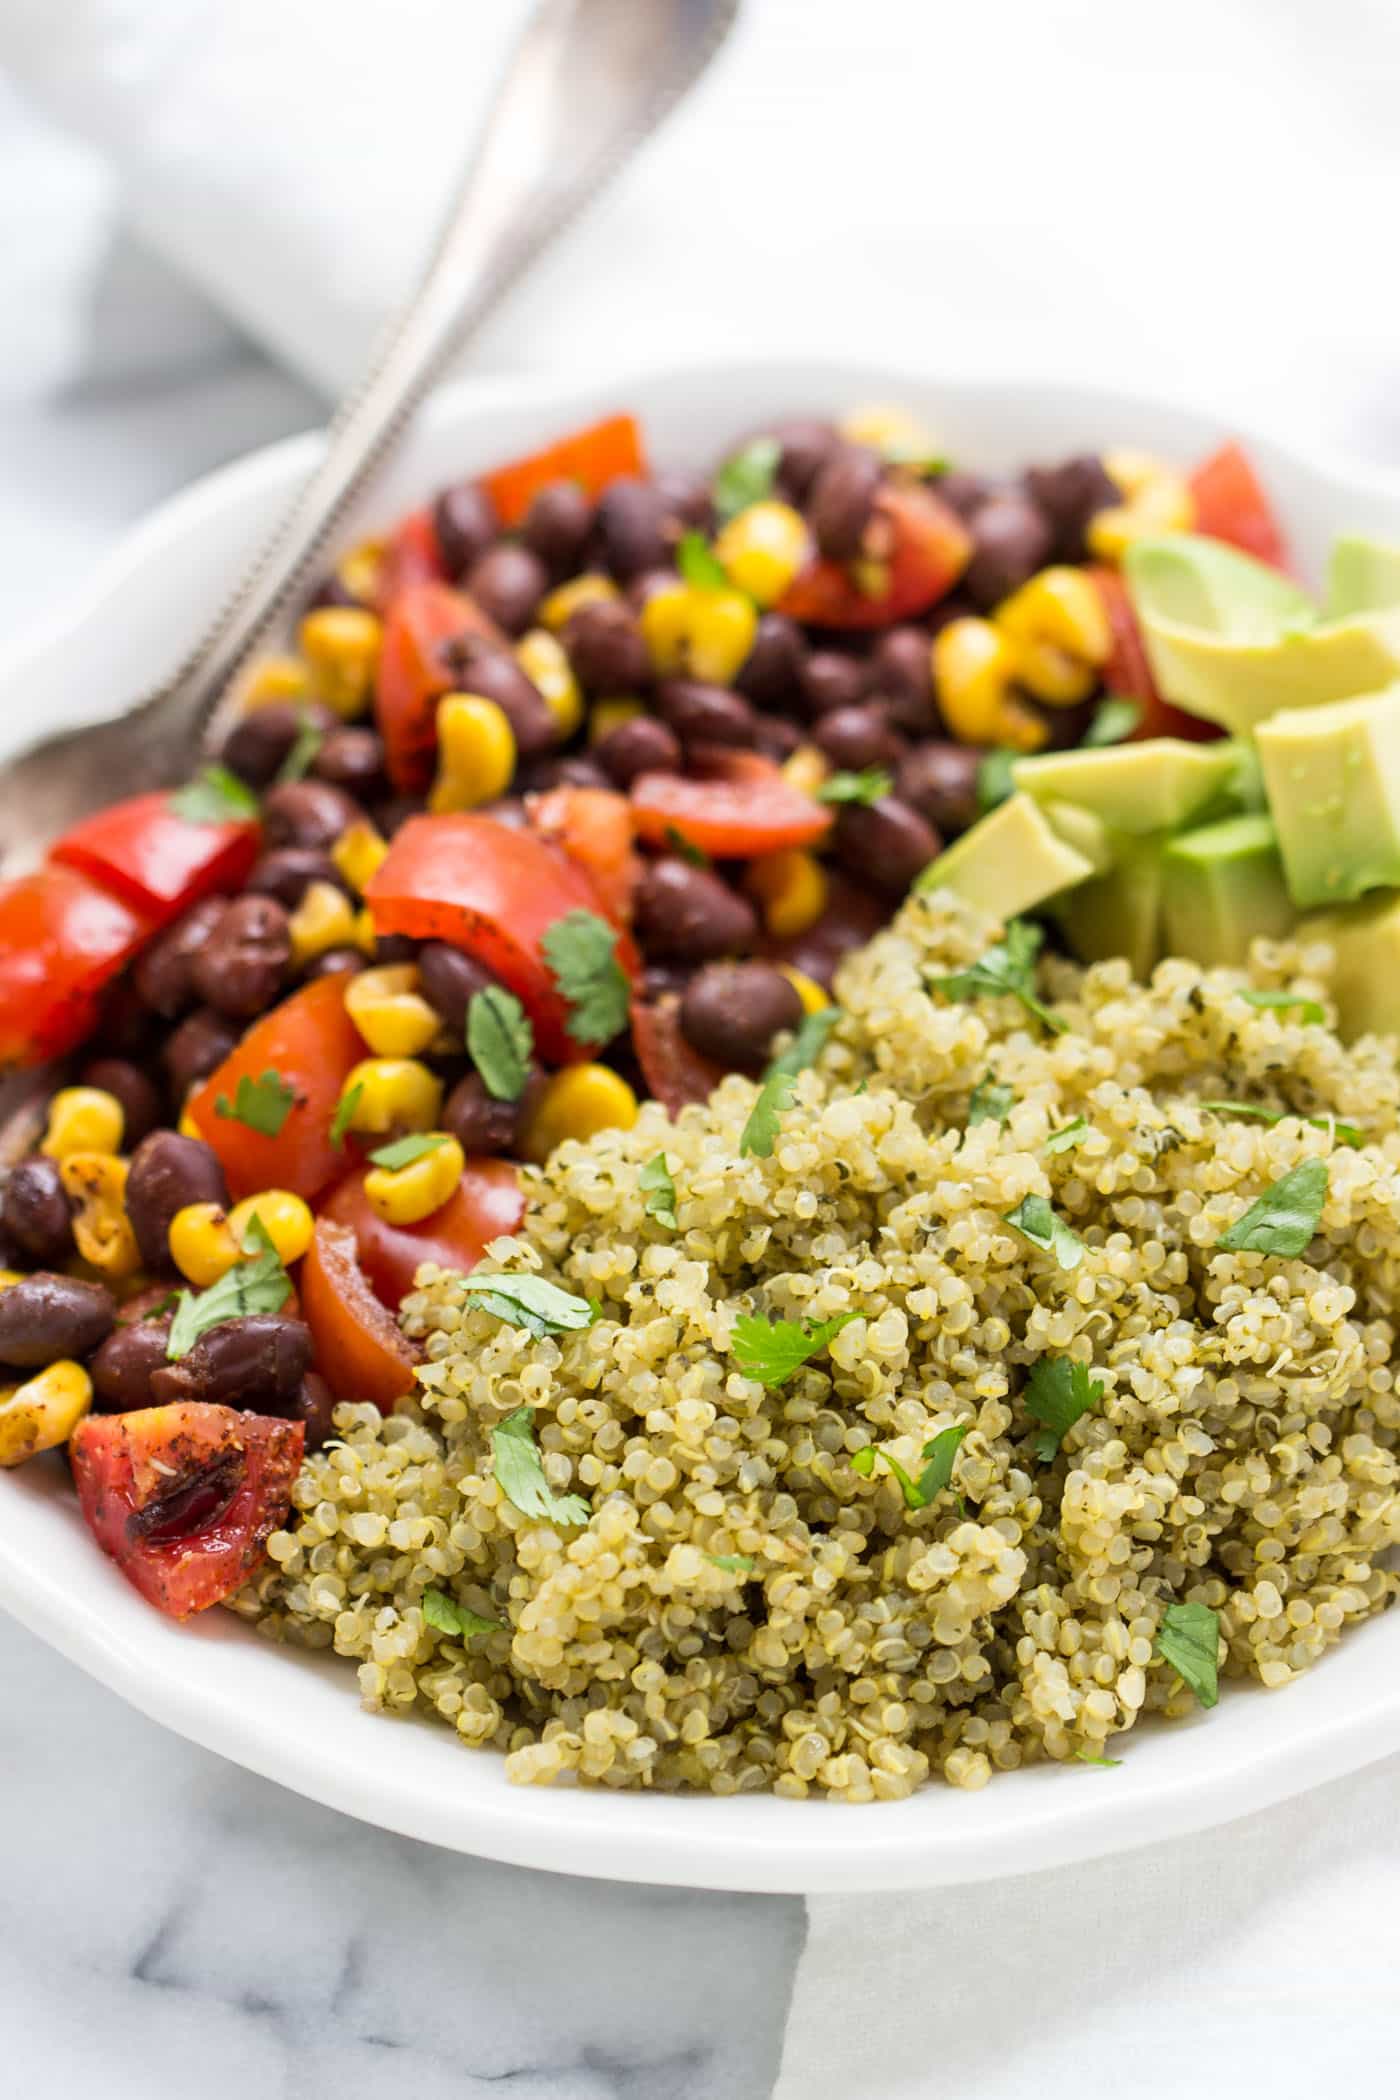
[1156,1601,1220,1709]
[639,1152,678,1230]
[421,1588,499,1640]
[1200,1100,1362,1148]
[927,919,1067,1035]
[165,1232,292,1361]
[542,909,631,1045]
[1022,1357,1103,1461]
[466,986,533,1103]
[1083,696,1142,747]
[739,1006,842,1158]
[664,824,710,868]
[1045,1115,1089,1155]
[817,767,893,807]
[852,1424,968,1510]
[712,435,780,523]
[968,1075,1015,1128]
[1214,1158,1328,1257]
[706,1554,756,1575]
[1076,1751,1123,1768]
[330,1082,363,1149]
[731,1310,857,1389]
[677,530,730,593]
[368,1132,449,1171]
[463,1273,601,1340]
[490,1407,590,1526]
[213,1067,296,1139]
[1240,988,1326,1026]
[273,707,325,786]
[975,747,1018,815]
[1004,1193,1086,1271]
[169,765,259,824]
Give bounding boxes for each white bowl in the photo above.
[2,359,1398,1893]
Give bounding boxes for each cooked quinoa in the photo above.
[234,890,1400,1799]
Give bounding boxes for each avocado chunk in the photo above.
[1161,813,1294,967]
[1327,534,1400,619]
[1125,534,1400,737]
[1052,832,1167,982]
[1256,685,1400,908]
[1039,798,1113,876]
[1011,737,1237,835]
[1300,891,1400,1039]
[915,791,1094,919]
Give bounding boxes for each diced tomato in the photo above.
[1189,441,1289,571]
[763,871,886,992]
[1089,566,1222,744]
[186,976,369,1202]
[70,1402,302,1618]
[526,785,639,925]
[0,866,155,1069]
[366,813,638,1063]
[480,413,648,528]
[630,995,726,1117]
[374,505,448,607]
[778,482,971,630]
[631,755,832,859]
[374,581,506,794]
[51,791,260,923]
[320,1158,523,1309]
[300,1218,420,1411]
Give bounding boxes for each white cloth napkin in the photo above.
[5,7,1400,2098]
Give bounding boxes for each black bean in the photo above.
[150,1314,312,1411]
[594,716,682,788]
[563,600,650,695]
[191,894,291,1019]
[800,650,867,717]
[770,418,842,503]
[808,446,881,561]
[518,755,611,794]
[132,897,229,1019]
[678,961,803,1073]
[280,1371,337,1450]
[962,495,1053,612]
[261,779,362,852]
[442,1069,536,1156]
[595,479,668,581]
[162,1009,240,1103]
[633,859,758,963]
[865,625,939,733]
[372,794,427,839]
[432,480,499,578]
[520,480,594,574]
[833,797,941,895]
[90,1317,173,1413]
[78,1058,163,1148]
[0,1273,114,1367]
[304,572,362,615]
[311,726,387,801]
[736,612,807,710]
[126,1132,230,1271]
[0,1158,72,1264]
[248,848,348,912]
[752,715,804,764]
[813,703,906,773]
[464,544,548,635]
[436,635,556,757]
[897,743,982,838]
[655,678,756,750]
[302,945,368,981]
[934,469,996,521]
[374,933,420,967]
[653,469,715,536]
[93,975,157,1058]
[221,701,336,789]
[1024,455,1119,563]
[626,567,679,613]
[417,943,501,1037]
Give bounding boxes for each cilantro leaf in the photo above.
[1240,987,1325,1026]
[541,909,631,1046]
[851,1425,968,1510]
[712,435,780,523]
[462,1273,601,1340]
[165,1236,292,1361]
[1076,1750,1123,1768]
[368,1132,449,1171]
[706,1553,755,1575]
[1083,696,1142,747]
[490,1407,590,1526]
[975,747,1018,815]
[421,1588,499,1640]
[676,531,730,593]
[1156,1600,1220,1709]
[1045,1115,1089,1155]
[926,919,1068,1035]
[1004,1193,1086,1271]
[639,1152,678,1230]
[330,1082,363,1149]
[739,1005,842,1158]
[466,986,534,1102]
[968,1075,1015,1128]
[214,1067,297,1138]
[664,824,710,868]
[817,767,893,807]
[1022,1357,1103,1461]
[731,1309,857,1388]
[273,707,326,785]
[169,765,259,824]
[1199,1100,1362,1148]
[1214,1158,1328,1257]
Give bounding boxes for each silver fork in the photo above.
[0,0,738,874]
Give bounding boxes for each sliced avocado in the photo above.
[1326,534,1400,619]
[1040,798,1113,876]
[1161,813,1294,967]
[915,791,1093,919]
[1126,534,1400,737]
[1052,832,1167,982]
[1299,890,1400,1039]
[1011,738,1237,835]
[1256,685,1400,908]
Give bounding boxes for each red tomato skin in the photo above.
[374,506,448,609]
[1188,441,1289,570]
[778,483,971,630]
[630,995,726,1116]
[526,785,639,926]
[187,976,369,1201]
[0,866,154,1068]
[301,1218,421,1411]
[480,413,648,528]
[70,1402,303,1618]
[631,759,832,858]
[320,1159,524,1309]
[374,581,506,794]
[51,792,260,922]
[366,813,638,1063]
[1089,567,1222,744]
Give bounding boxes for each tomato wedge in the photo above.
[71,1402,303,1617]
[366,813,638,1063]
[51,791,260,923]
[0,866,155,1069]
[631,755,832,858]
[778,482,971,630]
[1089,566,1222,744]
[1188,441,1289,571]
[186,975,369,1201]
[321,1158,523,1309]
[374,505,448,608]
[480,413,648,528]
[526,785,639,925]
[630,995,725,1116]
[301,1218,421,1411]
[375,580,506,794]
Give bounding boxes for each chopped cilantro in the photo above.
[1240,987,1326,1026]
[1076,1750,1123,1768]
[739,1006,842,1158]
[706,1553,756,1575]
[466,986,534,1102]
[330,1082,363,1149]
[851,1424,968,1510]
[1082,696,1142,747]
[1045,1115,1089,1155]
[731,1309,857,1389]
[639,1152,678,1230]
[421,1588,499,1639]
[926,919,1067,1035]
[817,767,893,807]
[968,1075,1015,1128]
[542,909,631,1045]
[213,1067,297,1139]
[462,1272,601,1340]
[169,765,259,824]
[1156,1600,1220,1709]
[273,708,326,785]
[712,435,780,523]
[676,530,730,593]
[1214,1158,1328,1257]
[664,824,709,868]
[1022,1357,1103,1461]
[1004,1193,1086,1271]
[975,747,1018,815]
[165,1232,292,1361]
[1199,1100,1361,1148]
[490,1407,590,1526]
[368,1132,449,1171]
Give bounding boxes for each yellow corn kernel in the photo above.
[713,501,810,608]
[240,654,311,709]
[777,965,832,1018]
[363,1134,465,1226]
[298,606,383,721]
[344,964,441,1058]
[994,566,1113,707]
[781,744,829,798]
[331,819,388,896]
[288,880,359,968]
[588,697,644,745]
[168,1203,238,1287]
[540,572,618,631]
[932,618,1049,752]
[0,1360,92,1467]
[227,1190,315,1267]
[59,1153,140,1280]
[840,402,938,460]
[639,582,758,686]
[516,629,583,741]
[336,536,385,606]
[745,849,827,939]
[0,1271,21,1291]
[1103,449,1165,500]
[178,1106,203,1139]
[353,906,379,956]
[521,1065,638,1163]
[429,693,517,814]
[1088,452,1195,563]
[40,1086,124,1161]
[339,1057,443,1137]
